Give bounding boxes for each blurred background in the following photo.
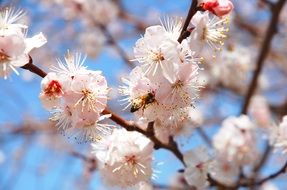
[0,0,287,189]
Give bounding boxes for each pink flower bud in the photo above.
[201,0,234,17]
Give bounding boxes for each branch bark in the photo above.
[178,0,198,43]
[241,0,286,114]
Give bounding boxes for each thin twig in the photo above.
[256,161,287,185]
[178,0,198,43]
[21,56,47,78]
[241,0,286,114]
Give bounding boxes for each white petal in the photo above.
[25,32,47,53]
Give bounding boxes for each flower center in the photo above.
[152,51,165,63]
[125,155,137,166]
[82,89,92,99]
[77,89,98,112]
[0,51,9,64]
[196,162,205,171]
[44,80,63,96]
[172,80,184,89]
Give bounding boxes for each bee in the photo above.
[130,92,156,113]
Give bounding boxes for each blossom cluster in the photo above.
[119,0,232,142]
[40,52,111,143]
[0,8,47,79]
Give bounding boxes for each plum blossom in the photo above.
[133,18,200,81]
[157,62,201,109]
[189,11,229,54]
[120,63,201,127]
[119,66,162,122]
[0,7,47,79]
[199,0,234,17]
[0,7,27,35]
[68,70,108,115]
[0,32,47,79]
[183,146,211,189]
[51,51,87,77]
[209,156,240,186]
[40,51,111,142]
[91,128,154,188]
[133,25,180,78]
[212,115,259,166]
[39,72,64,110]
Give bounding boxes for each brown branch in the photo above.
[237,160,287,187]
[256,160,287,185]
[20,56,47,78]
[178,0,199,43]
[241,0,286,114]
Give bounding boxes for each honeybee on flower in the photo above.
[130,92,156,113]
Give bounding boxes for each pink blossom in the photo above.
[91,128,154,188]
[41,51,110,142]
[0,32,47,79]
[213,115,259,166]
[39,72,64,110]
[200,0,234,17]
[183,146,211,189]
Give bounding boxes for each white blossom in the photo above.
[41,51,111,142]
[213,115,259,165]
[183,146,211,189]
[0,7,27,35]
[0,32,47,79]
[209,156,240,186]
[92,128,154,188]
[189,11,229,54]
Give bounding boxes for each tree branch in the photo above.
[241,0,286,114]
[256,160,287,185]
[178,0,199,43]
[21,56,47,78]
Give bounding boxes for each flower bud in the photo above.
[200,0,234,17]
